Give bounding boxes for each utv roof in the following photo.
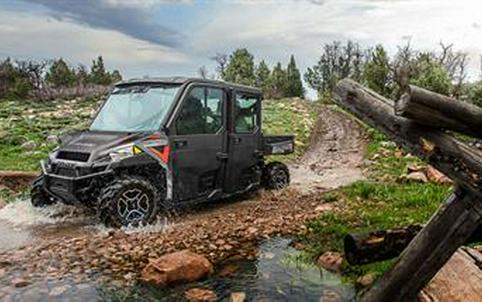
[115,77,262,94]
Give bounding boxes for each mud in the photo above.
[290,105,366,192]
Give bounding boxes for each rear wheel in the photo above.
[263,162,290,190]
[31,175,57,207]
[97,176,160,227]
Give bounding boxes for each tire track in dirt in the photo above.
[289,104,366,192]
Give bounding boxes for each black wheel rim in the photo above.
[273,168,289,189]
[116,187,154,226]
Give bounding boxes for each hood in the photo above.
[54,131,165,163]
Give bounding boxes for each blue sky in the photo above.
[1,0,482,98]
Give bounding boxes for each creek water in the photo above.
[1,235,355,301]
[0,200,355,301]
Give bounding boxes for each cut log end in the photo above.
[394,92,410,116]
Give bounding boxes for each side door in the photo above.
[170,85,227,201]
[224,90,263,193]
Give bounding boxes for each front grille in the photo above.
[56,167,77,177]
[56,151,90,162]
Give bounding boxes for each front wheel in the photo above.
[97,176,160,227]
[263,162,290,190]
[31,175,57,207]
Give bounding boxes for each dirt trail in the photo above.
[0,105,367,289]
[290,104,366,192]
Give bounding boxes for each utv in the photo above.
[32,78,294,227]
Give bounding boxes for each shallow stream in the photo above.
[0,200,355,301]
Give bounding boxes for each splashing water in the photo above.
[0,198,89,226]
[0,198,173,252]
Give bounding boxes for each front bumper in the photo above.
[40,160,113,205]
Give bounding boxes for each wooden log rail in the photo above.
[333,79,482,302]
[396,85,482,139]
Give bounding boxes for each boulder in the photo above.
[420,247,482,302]
[185,288,217,302]
[0,198,6,210]
[317,251,343,273]
[140,250,213,287]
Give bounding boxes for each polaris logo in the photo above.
[55,161,77,168]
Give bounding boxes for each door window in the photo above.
[234,94,258,133]
[176,87,224,135]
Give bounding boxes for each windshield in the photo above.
[90,85,180,132]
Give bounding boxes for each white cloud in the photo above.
[191,0,482,79]
[103,0,192,9]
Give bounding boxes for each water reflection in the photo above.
[0,237,355,301]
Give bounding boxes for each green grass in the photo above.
[0,96,314,172]
[0,96,101,171]
[262,98,317,160]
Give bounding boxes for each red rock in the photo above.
[185,288,217,302]
[426,165,452,184]
[420,248,482,302]
[405,171,428,183]
[140,250,213,287]
[317,251,343,272]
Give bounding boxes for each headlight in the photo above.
[109,144,135,162]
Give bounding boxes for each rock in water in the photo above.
[140,250,213,287]
[185,288,217,302]
[317,251,343,272]
[230,292,246,302]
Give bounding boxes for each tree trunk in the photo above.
[395,85,482,138]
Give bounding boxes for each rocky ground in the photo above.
[0,104,367,298]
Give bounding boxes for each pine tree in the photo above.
[110,70,122,83]
[255,60,271,91]
[363,45,392,97]
[90,56,112,85]
[45,58,76,87]
[224,49,256,86]
[286,55,304,97]
[269,62,288,99]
